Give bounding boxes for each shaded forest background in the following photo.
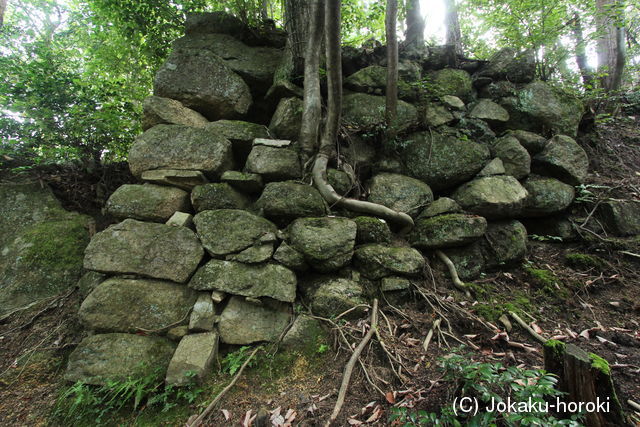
[1,0,639,168]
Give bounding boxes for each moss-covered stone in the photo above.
[269,97,303,140]
[482,220,527,268]
[532,135,588,185]
[521,175,575,217]
[206,120,270,162]
[354,216,392,244]
[367,173,433,218]
[507,129,547,154]
[245,145,301,182]
[452,175,528,219]
[597,200,640,236]
[469,99,510,124]
[220,171,264,194]
[256,181,327,224]
[218,296,290,344]
[142,95,209,130]
[417,197,462,219]
[105,184,191,222]
[327,168,353,196]
[445,242,486,280]
[273,241,308,271]
[308,277,367,319]
[424,103,455,127]
[191,182,250,212]
[491,135,530,179]
[565,253,607,270]
[431,69,473,101]
[354,244,425,279]
[409,214,487,249]
[342,92,419,132]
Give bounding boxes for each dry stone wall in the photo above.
[66,12,600,386]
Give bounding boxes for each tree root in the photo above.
[313,153,414,233]
[326,299,379,426]
[186,346,260,427]
[435,250,472,298]
[509,311,547,344]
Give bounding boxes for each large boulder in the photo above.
[499,81,583,137]
[432,69,473,101]
[288,217,357,272]
[128,124,234,179]
[190,183,250,212]
[532,135,588,185]
[424,103,455,127]
[344,65,387,93]
[245,145,301,182]
[308,278,367,319]
[218,297,290,344]
[269,97,303,140]
[409,214,487,249]
[173,33,281,95]
[189,260,297,303]
[142,96,209,130]
[79,278,196,333]
[153,47,252,120]
[367,173,433,218]
[475,48,536,83]
[597,200,640,236]
[491,136,531,179]
[521,175,575,217]
[256,181,326,223]
[105,184,190,222]
[0,182,90,315]
[84,219,204,283]
[402,131,490,190]
[342,93,419,132]
[185,11,245,36]
[206,120,270,161]
[354,244,425,279]
[452,176,528,219]
[417,197,462,219]
[65,333,175,385]
[193,209,277,257]
[482,220,528,268]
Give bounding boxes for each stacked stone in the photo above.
[66,12,607,387]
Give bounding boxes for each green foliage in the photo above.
[389,348,583,426]
[565,253,607,270]
[221,346,255,375]
[52,368,204,425]
[529,234,564,242]
[574,184,610,204]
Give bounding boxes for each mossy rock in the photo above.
[445,242,486,281]
[206,120,270,162]
[308,277,367,319]
[532,135,588,185]
[354,244,425,280]
[596,200,640,236]
[521,175,575,217]
[354,216,392,244]
[431,69,473,102]
[327,168,354,196]
[491,135,530,179]
[366,173,433,218]
[269,97,303,140]
[218,296,290,344]
[191,182,250,212]
[105,184,191,222]
[506,129,547,155]
[565,253,607,270]
[482,220,527,268]
[409,214,487,249]
[244,145,301,182]
[452,175,528,219]
[417,197,462,219]
[256,181,327,224]
[142,96,209,130]
[342,92,419,132]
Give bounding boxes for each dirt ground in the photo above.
[1,117,639,426]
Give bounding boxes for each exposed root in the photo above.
[509,311,547,344]
[435,250,472,298]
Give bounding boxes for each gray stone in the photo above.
[507,130,548,154]
[367,173,434,217]
[206,120,270,161]
[165,332,219,386]
[142,96,209,130]
[84,219,204,283]
[273,242,308,272]
[166,212,194,229]
[597,200,640,236]
[221,171,264,194]
[452,176,528,219]
[227,243,274,264]
[219,297,290,344]
[189,259,296,303]
[105,184,190,223]
[309,278,367,319]
[402,131,490,190]
[409,214,488,249]
[141,169,209,191]
[65,333,175,385]
[79,278,196,333]
[288,217,357,272]
[129,125,234,179]
[77,271,108,300]
[256,181,326,223]
[167,325,189,341]
[380,276,412,292]
[442,95,465,110]
[417,197,462,219]
[432,69,473,101]
[253,138,292,147]
[191,183,250,212]
[491,136,531,179]
[532,135,588,185]
[193,209,277,257]
[153,47,252,120]
[477,158,506,177]
[281,315,326,349]
[344,65,387,93]
[245,145,301,182]
[185,11,245,36]
[469,99,510,123]
[269,97,303,140]
[445,242,486,281]
[342,93,419,132]
[328,168,354,196]
[354,244,425,279]
[354,216,392,244]
[522,216,578,242]
[483,220,528,268]
[424,104,455,127]
[189,292,217,332]
[522,175,575,217]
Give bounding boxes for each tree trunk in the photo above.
[385,0,398,137]
[572,13,595,90]
[0,0,7,27]
[444,0,463,57]
[284,0,311,77]
[298,0,324,160]
[596,0,626,92]
[405,0,424,48]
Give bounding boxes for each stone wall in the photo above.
[65,12,593,386]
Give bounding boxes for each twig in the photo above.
[423,318,441,352]
[326,299,379,427]
[628,400,640,412]
[4,288,75,333]
[509,311,546,344]
[435,250,472,298]
[186,346,261,427]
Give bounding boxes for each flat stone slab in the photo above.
[189,259,297,302]
[141,169,209,191]
[218,297,290,344]
[253,138,292,147]
[79,278,196,333]
[353,244,425,280]
[64,333,175,385]
[220,171,264,194]
[452,175,528,219]
[166,332,219,386]
[105,184,190,223]
[409,214,488,249]
[84,219,204,283]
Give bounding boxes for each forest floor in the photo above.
[0,116,639,426]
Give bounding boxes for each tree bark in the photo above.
[385,0,398,136]
[405,0,424,48]
[0,0,8,27]
[596,0,626,92]
[572,13,595,90]
[298,0,324,160]
[444,0,463,57]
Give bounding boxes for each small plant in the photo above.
[389,348,584,426]
[574,184,610,204]
[316,343,329,354]
[221,346,255,375]
[529,234,563,242]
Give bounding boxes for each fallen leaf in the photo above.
[385,391,395,404]
[221,409,231,421]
